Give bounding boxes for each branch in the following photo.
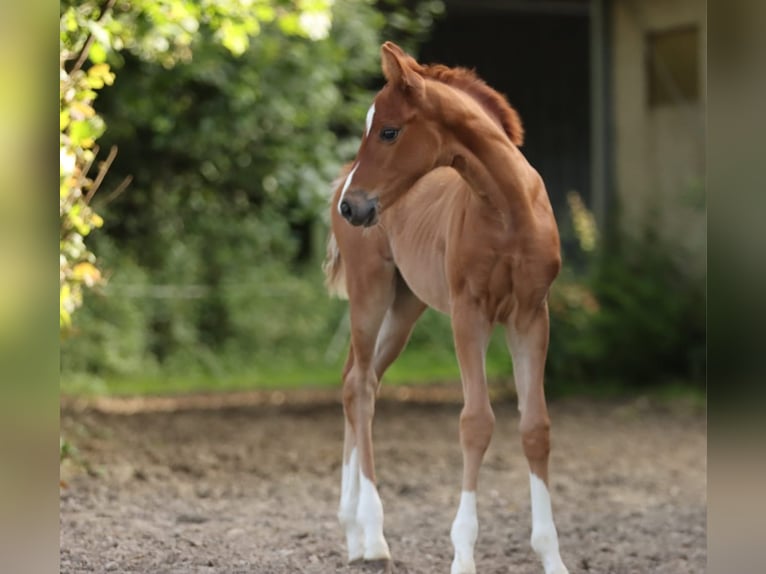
[63,144,99,213]
[69,0,118,75]
[97,175,133,207]
[84,145,118,204]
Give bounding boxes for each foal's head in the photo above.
[336,42,524,227]
[336,42,447,227]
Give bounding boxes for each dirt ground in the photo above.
[60,390,706,574]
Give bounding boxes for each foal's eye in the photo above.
[379,127,400,142]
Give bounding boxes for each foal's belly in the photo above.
[393,243,451,314]
[384,169,458,315]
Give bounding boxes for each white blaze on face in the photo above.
[336,103,376,215]
[529,473,569,574]
[357,473,391,560]
[337,163,359,214]
[365,103,376,137]
[450,490,478,574]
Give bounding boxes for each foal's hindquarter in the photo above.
[332,171,568,574]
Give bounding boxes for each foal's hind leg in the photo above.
[449,301,495,574]
[339,261,397,565]
[506,303,568,574]
[373,274,426,379]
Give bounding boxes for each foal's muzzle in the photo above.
[339,190,379,227]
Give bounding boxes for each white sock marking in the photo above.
[357,472,390,560]
[337,162,359,214]
[365,103,376,137]
[450,491,478,574]
[338,448,363,561]
[529,473,569,574]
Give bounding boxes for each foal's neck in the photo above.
[430,81,539,227]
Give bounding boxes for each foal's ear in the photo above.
[381,42,425,97]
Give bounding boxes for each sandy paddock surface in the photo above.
[60,390,706,573]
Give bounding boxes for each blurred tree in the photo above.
[60,0,336,332]
[61,1,446,380]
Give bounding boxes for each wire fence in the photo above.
[102,283,314,299]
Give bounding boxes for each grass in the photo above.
[60,330,514,397]
[60,324,705,407]
[544,376,706,407]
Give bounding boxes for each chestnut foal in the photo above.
[324,42,568,574]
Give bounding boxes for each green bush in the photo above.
[60,239,157,379]
[60,0,340,331]
[548,228,706,387]
[61,1,448,387]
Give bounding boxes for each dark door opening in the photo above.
[419,1,592,247]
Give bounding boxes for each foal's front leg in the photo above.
[449,302,495,574]
[339,267,395,566]
[339,352,365,561]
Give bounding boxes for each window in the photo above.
[646,25,700,107]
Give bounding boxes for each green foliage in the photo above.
[548,218,706,387]
[62,1,703,395]
[60,436,79,464]
[60,6,112,330]
[60,0,336,333]
[61,1,447,386]
[589,232,705,383]
[60,239,156,379]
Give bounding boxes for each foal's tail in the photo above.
[322,232,347,299]
[323,165,352,300]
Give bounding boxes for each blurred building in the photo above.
[420,0,705,271]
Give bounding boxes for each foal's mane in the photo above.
[417,63,525,147]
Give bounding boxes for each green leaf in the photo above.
[254,5,276,22]
[68,118,104,148]
[88,42,108,64]
[87,63,115,88]
[218,21,257,56]
[277,14,302,37]
[60,110,70,131]
[64,9,78,33]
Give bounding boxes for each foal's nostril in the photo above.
[340,200,352,220]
